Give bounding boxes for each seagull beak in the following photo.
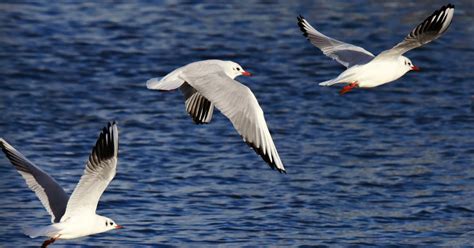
[411,65,420,71]
[115,225,124,229]
[241,71,252,76]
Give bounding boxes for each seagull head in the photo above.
[223,61,252,79]
[401,56,420,72]
[100,216,123,232]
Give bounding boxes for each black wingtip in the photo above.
[297,15,309,38]
[109,121,117,129]
[90,122,118,164]
[0,138,12,155]
[185,92,214,125]
[408,3,455,40]
[0,139,8,157]
[244,140,286,174]
[0,139,31,173]
[438,3,455,13]
[192,119,210,125]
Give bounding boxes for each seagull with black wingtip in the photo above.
[297,4,455,95]
[0,122,122,247]
[146,60,286,173]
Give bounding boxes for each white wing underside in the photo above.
[61,123,119,221]
[0,138,69,223]
[179,69,285,172]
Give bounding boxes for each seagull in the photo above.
[297,4,455,95]
[0,122,122,247]
[146,59,285,173]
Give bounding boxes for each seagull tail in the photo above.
[146,77,184,91]
[319,79,339,86]
[23,225,60,238]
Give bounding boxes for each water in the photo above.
[0,1,473,247]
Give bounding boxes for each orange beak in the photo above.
[411,65,420,71]
[115,225,124,229]
[241,71,252,76]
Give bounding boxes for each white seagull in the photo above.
[0,122,122,247]
[297,4,455,94]
[146,59,285,173]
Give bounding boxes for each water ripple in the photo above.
[1,1,473,247]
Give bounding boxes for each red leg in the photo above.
[339,82,359,95]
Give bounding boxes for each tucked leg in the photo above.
[339,82,359,95]
[41,235,60,248]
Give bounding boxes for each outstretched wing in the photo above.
[181,72,286,173]
[378,4,455,57]
[297,15,375,68]
[61,122,119,221]
[0,139,69,223]
[179,82,214,124]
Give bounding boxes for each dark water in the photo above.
[1,1,473,247]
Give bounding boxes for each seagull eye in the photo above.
[237,68,240,71]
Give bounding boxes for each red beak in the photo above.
[411,65,420,71]
[115,225,124,229]
[241,71,252,76]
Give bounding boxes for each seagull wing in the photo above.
[378,4,455,57]
[297,15,375,68]
[61,122,118,220]
[179,82,214,124]
[181,71,285,173]
[0,138,69,223]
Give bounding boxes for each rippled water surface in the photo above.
[1,1,473,247]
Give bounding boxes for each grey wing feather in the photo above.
[297,15,374,68]
[378,4,455,57]
[0,138,69,223]
[179,82,214,124]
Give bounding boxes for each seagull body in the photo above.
[297,4,455,94]
[146,59,285,173]
[24,215,115,240]
[0,122,122,247]
[321,56,412,89]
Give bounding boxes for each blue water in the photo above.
[1,1,473,247]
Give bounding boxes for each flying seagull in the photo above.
[146,59,285,173]
[297,4,455,94]
[0,122,122,247]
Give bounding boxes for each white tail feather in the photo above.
[23,225,60,238]
[146,77,184,91]
[319,79,338,86]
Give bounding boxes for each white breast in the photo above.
[55,215,105,239]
